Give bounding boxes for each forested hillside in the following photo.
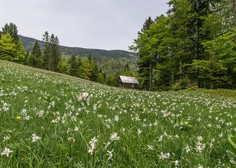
[19,35,136,59]
[19,35,137,75]
[1,23,137,87]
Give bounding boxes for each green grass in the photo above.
[0,60,236,167]
[197,88,236,99]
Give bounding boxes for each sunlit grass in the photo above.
[0,60,236,167]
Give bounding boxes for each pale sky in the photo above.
[0,0,169,51]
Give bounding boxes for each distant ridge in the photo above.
[18,35,137,61]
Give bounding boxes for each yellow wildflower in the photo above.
[16,116,22,120]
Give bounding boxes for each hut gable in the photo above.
[118,75,139,88]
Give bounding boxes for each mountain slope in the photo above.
[19,35,137,60]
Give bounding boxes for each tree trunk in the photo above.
[194,0,200,59]
[149,61,152,91]
[233,0,236,43]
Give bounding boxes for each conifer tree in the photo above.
[88,55,98,81]
[233,0,236,43]
[68,55,80,77]
[96,72,106,84]
[123,63,132,76]
[27,41,43,67]
[42,31,50,69]
[50,34,61,71]
[16,40,26,63]
[80,57,93,80]
[42,31,61,71]
[0,23,25,63]
[0,33,17,61]
[2,23,19,43]
[130,16,154,90]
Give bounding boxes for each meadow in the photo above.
[0,60,236,167]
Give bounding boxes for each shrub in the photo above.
[171,78,190,91]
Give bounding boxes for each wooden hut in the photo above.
[118,75,139,88]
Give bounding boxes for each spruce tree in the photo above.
[80,57,93,80]
[0,23,25,63]
[50,34,61,71]
[42,31,61,71]
[27,41,43,67]
[0,33,17,61]
[42,31,50,69]
[68,55,80,77]
[2,23,19,43]
[233,0,236,43]
[130,16,154,90]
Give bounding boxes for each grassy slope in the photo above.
[198,88,236,99]
[0,60,236,167]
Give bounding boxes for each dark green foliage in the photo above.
[68,55,80,77]
[27,41,43,68]
[155,63,173,90]
[2,23,19,43]
[42,31,50,69]
[49,34,61,71]
[131,0,236,90]
[130,16,155,90]
[66,55,106,83]
[96,72,106,84]
[42,32,61,71]
[80,57,94,80]
[186,59,228,88]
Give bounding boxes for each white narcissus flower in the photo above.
[185,145,191,153]
[1,147,13,157]
[110,132,120,141]
[175,160,179,167]
[114,115,119,122]
[147,145,154,150]
[137,129,142,135]
[3,135,11,141]
[88,136,98,155]
[197,136,203,141]
[32,134,41,142]
[107,149,114,161]
[74,126,79,131]
[158,152,170,160]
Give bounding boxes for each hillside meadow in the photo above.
[0,60,236,167]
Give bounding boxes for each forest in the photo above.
[1,0,236,90]
[130,0,236,90]
[19,34,138,76]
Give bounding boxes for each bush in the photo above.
[171,78,190,91]
[171,81,181,91]
[188,83,199,91]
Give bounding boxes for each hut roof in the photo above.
[119,75,139,84]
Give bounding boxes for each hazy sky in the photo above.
[0,0,169,51]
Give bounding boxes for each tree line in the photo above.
[130,0,236,90]
[4,0,235,92]
[0,23,134,86]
